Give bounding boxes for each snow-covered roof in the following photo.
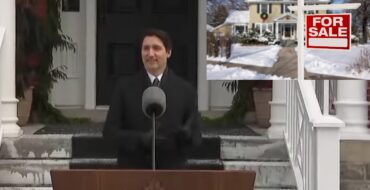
[213,23,227,31]
[224,10,249,24]
[207,24,215,32]
[245,0,330,3]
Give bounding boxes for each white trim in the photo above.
[340,132,370,140]
[289,3,361,11]
[0,27,5,47]
[297,0,304,80]
[85,0,97,109]
[198,0,208,111]
[274,13,297,22]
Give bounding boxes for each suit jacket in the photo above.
[103,67,202,169]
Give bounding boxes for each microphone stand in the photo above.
[152,112,156,170]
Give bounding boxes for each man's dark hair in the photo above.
[140,28,172,52]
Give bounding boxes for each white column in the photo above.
[297,0,304,80]
[275,22,279,40]
[85,0,97,109]
[0,0,22,137]
[314,126,341,190]
[268,80,286,139]
[198,0,209,111]
[334,80,370,139]
[0,27,4,144]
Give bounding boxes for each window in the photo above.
[282,4,295,14]
[258,4,270,13]
[255,23,273,35]
[307,10,315,14]
[261,4,268,13]
[284,4,290,13]
[235,25,247,35]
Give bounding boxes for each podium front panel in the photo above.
[51,170,255,190]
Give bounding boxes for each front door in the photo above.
[97,0,198,105]
[284,24,291,38]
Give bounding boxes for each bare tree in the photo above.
[209,5,229,27]
[207,0,248,27]
[351,0,369,43]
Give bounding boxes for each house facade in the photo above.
[212,10,250,37]
[246,0,329,41]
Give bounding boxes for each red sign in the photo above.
[306,14,351,50]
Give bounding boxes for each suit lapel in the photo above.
[159,67,171,92]
[139,69,152,98]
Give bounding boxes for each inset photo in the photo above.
[304,11,370,80]
[207,0,297,80]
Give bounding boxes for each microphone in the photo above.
[142,86,166,170]
[142,86,166,118]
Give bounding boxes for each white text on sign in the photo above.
[309,17,348,37]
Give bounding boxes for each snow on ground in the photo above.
[304,44,370,79]
[207,44,281,67]
[207,64,289,80]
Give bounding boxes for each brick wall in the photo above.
[341,141,370,190]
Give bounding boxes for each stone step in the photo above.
[0,135,72,159]
[1,135,288,161]
[0,160,68,186]
[224,161,296,189]
[0,134,220,160]
[220,136,289,161]
[0,159,295,188]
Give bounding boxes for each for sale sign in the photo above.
[306,14,351,50]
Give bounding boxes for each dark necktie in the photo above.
[152,78,160,86]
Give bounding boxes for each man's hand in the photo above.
[175,127,192,144]
[140,130,153,150]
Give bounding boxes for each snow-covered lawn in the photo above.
[207,64,289,80]
[304,44,370,79]
[207,44,281,67]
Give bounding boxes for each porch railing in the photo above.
[0,26,4,146]
[285,80,344,190]
[314,80,337,115]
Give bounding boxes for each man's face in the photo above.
[141,35,171,76]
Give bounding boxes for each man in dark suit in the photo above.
[103,29,202,169]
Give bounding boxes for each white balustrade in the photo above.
[285,80,344,190]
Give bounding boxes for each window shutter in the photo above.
[257,4,260,14]
[252,23,255,30]
[281,4,284,14]
[269,4,272,14]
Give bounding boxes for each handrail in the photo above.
[285,80,344,190]
[0,26,4,147]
